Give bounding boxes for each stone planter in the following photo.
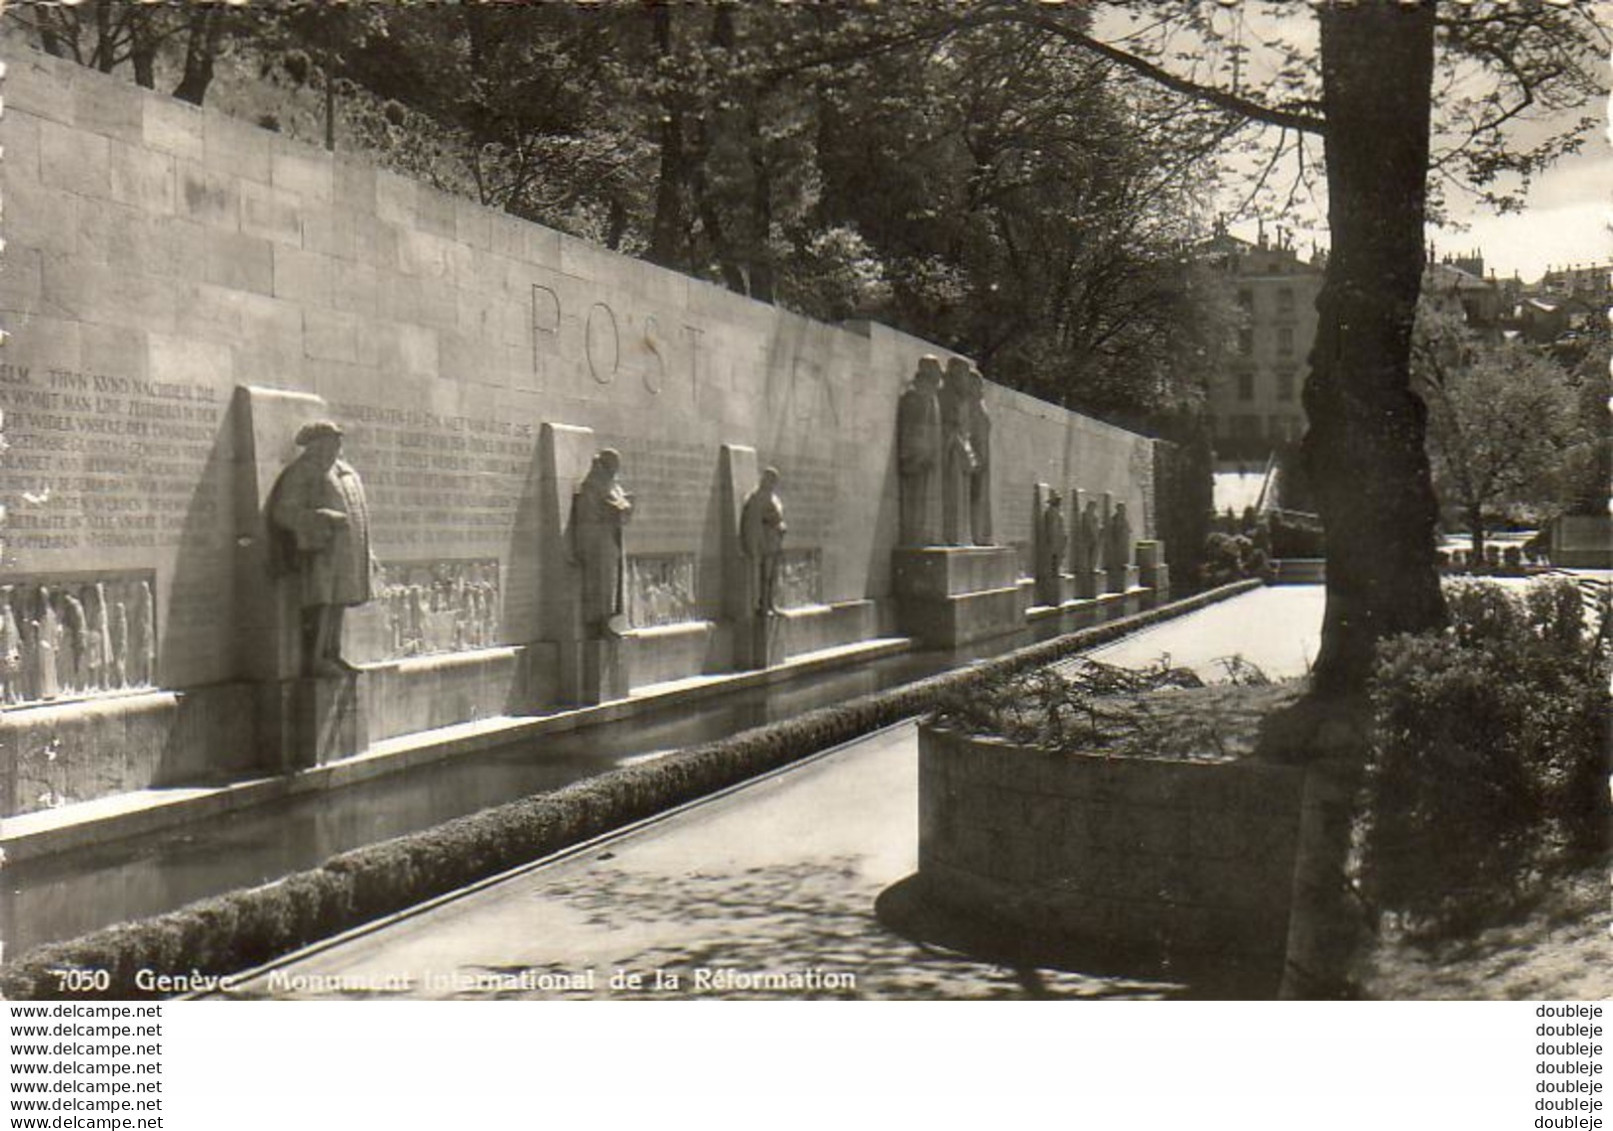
[917,723,1307,966]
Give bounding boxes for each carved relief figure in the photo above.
[940,357,978,546]
[967,367,994,545]
[1080,499,1103,573]
[133,581,155,686]
[34,587,60,701]
[61,589,88,692]
[111,598,130,689]
[1036,489,1066,606]
[741,467,788,615]
[268,420,375,678]
[897,357,944,546]
[92,583,115,690]
[1,587,23,704]
[569,448,634,636]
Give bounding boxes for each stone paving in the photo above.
[223,586,1326,1002]
[1081,583,1325,682]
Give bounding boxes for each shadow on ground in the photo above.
[874,875,1285,1001]
[435,857,1277,1000]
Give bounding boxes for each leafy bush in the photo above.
[1360,577,1612,933]
[1203,532,1273,586]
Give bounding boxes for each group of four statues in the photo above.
[897,355,992,548]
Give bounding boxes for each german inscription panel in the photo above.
[0,363,224,553]
[329,401,535,551]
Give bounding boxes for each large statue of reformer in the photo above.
[897,356,944,547]
[569,447,634,637]
[740,467,788,616]
[268,420,374,678]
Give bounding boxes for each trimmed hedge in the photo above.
[0,580,1260,1000]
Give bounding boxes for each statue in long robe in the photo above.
[940,358,977,546]
[1079,500,1103,573]
[1036,489,1066,607]
[967,367,994,545]
[740,467,788,615]
[569,448,633,637]
[1106,502,1134,582]
[897,357,944,547]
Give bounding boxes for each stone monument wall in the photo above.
[0,49,1163,812]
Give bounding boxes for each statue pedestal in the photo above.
[1033,571,1071,610]
[1077,569,1107,600]
[1107,564,1140,595]
[261,672,366,770]
[563,637,630,705]
[735,614,788,671]
[893,545,1025,648]
[1137,541,1170,608]
[1143,563,1171,606]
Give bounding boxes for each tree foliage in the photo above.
[1413,302,1590,558]
[8,1,1606,702]
[3,3,1234,427]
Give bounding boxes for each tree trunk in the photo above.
[647,5,689,270]
[173,7,221,107]
[130,13,157,90]
[1468,506,1484,571]
[1300,1,1445,698]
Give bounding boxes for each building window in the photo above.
[1237,328,1254,356]
[1233,415,1261,439]
[1276,326,1294,356]
[1277,287,1295,314]
[1276,369,1296,402]
[1237,370,1255,401]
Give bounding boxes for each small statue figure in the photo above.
[1080,499,1103,573]
[897,357,944,547]
[967,367,993,545]
[940,357,978,546]
[1107,501,1134,576]
[741,466,788,615]
[268,420,375,678]
[569,448,634,637]
[1036,489,1066,607]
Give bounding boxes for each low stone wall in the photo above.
[2,685,257,816]
[918,725,1307,964]
[1273,559,1326,584]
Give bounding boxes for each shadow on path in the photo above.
[874,875,1284,1001]
[440,857,1197,1001]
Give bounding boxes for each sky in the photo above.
[1223,123,1612,283]
[1098,3,1611,283]
[1437,145,1611,282]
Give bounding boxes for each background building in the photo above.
[1200,225,1324,463]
